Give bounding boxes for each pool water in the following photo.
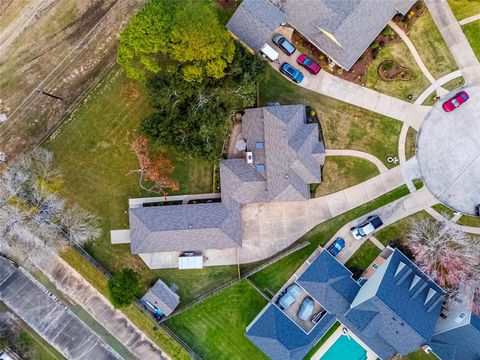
[320,335,367,360]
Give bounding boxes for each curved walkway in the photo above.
[459,13,480,25]
[426,206,480,234]
[325,149,388,173]
[388,21,435,84]
[414,69,463,104]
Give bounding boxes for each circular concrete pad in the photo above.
[417,84,480,215]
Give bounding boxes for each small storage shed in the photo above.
[140,279,180,317]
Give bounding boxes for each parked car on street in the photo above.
[442,91,469,112]
[272,34,296,55]
[297,297,314,321]
[277,284,302,309]
[327,237,345,257]
[351,215,383,240]
[280,63,304,83]
[297,54,321,75]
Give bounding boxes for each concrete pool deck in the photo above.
[311,325,378,360]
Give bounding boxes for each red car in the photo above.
[296,54,321,75]
[442,91,469,112]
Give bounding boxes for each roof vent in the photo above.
[410,275,421,291]
[284,174,289,179]
[283,129,287,135]
[188,224,193,229]
[425,288,437,305]
[395,262,406,277]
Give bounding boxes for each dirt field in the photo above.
[0,0,147,156]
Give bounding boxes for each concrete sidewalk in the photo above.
[424,0,479,83]
[325,149,388,173]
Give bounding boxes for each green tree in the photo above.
[117,0,176,81]
[107,268,140,308]
[170,1,235,82]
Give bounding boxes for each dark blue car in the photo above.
[280,63,304,83]
[327,237,345,257]
[272,34,296,55]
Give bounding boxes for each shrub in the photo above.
[370,41,379,49]
[382,26,393,37]
[372,47,380,59]
[108,268,140,308]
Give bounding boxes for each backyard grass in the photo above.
[405,127,417,160]
[432,203,455,219]
[314,156,379,197]
[259,67,402,167]
[166,281,268,360]
[447,0,480,20]
[46,66,239,302]
[408,6,458,78]
[345,240,382,277]
[365,40,430,102]
[462,20,480,61]
[458,214,480,227]
[249,184,411,294]
[375,211,431,246]
[402,349,439,360]
[304,322,341,360]
[60,249,191,360]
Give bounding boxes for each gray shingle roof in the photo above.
[226,0,286,51]
[129,105,325,255]
[140,279,180,316]
[278,0,416,70]
[246,303,337,360]
[431,314,480,360]
[129,203,241,253]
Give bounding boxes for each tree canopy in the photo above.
[107,268,140,308]
[117,0,234,83]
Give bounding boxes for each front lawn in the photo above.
[259,67,402,167]
[314,156,379,197]
[408,4,458,79]
[365,39,430,102]
[462,20,480,61]
[442,76,465,91]
[46,66,238,302]
[249,184,411,295]
[166,281,268,360]
[405,127,417,160]
[432,203,455,219]
[447,0,480,21]
[344,240,381,277]
[375,211,431,246]
[458,214,480,227]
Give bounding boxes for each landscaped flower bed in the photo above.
[378,60,412,81]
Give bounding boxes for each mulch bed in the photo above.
[378,60,412,81]
[214,0,237,10]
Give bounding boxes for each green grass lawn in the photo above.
[45,66,239,302]
[402,349,439,360]
[304,322,340,360]
[260,67,402,167]
[314,156,379,197]
[462,20,480,61]
[344,240,381,277]
[408,6,458,79]
[443,76,465,91]
[375,211,431,246]
[458,214,480,227]
[448,0,480,20]
[249,184,411,295]
[166,281,268,360]
[365,40,430,102]
[432,203,455,219]
[405,127,417,160]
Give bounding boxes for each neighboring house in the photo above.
[226,0,416,70]
[140,280,180,317]
[246,248,446,360]
[113,105,325,269]
[430,287,480,360]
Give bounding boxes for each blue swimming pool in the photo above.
[320,335,367,360]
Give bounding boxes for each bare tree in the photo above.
[407,216,480,314]
[0,149,100,270]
